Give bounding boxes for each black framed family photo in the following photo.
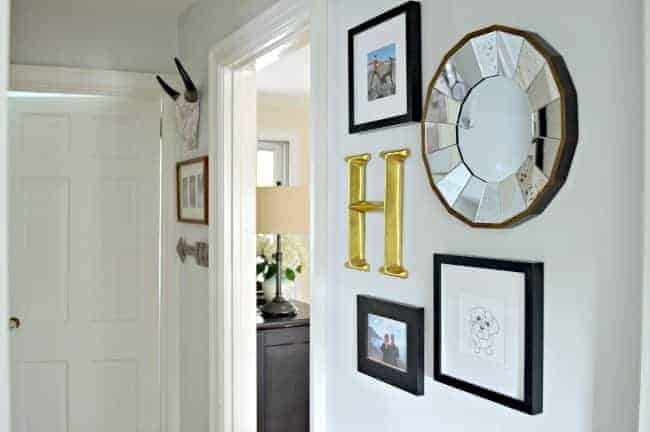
[433,254,544,414]
[357,295,424,395]
[348,1,422,133]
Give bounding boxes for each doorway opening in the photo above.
[255,33,312,432]
[206,1,327,430]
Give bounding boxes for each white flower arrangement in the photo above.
[256,234,306,282]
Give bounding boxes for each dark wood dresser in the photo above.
[257,301,310,432]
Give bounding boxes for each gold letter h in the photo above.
[344,148,409,278]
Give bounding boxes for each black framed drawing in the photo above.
[433,254,544,414]
[348,1,422,133]
[357,295,424,395]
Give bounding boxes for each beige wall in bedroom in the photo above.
[257,91,311,303]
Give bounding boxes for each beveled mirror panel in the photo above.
[421,25,578,227]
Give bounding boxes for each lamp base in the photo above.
[261,296,297,318]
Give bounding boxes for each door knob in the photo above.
[9,317,20,330]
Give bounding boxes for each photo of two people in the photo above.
[367,313,407,372]
[380,334,400,366]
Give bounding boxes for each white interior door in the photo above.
[9,95,161,432]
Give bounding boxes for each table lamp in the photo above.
[257,185,309,317]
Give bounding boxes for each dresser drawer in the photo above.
[261,325,309,346]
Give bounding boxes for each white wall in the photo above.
[179,0,280,86]
[326,1,643,432]
[158,94,208,432]
[177,0,646,430]
[176,2,280,430]
[166,103,210,432]
[11,6,180,74]
[178,252,209,432]
[178,0,280,154]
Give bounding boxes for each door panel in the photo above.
[21,113,71,156]
[93,359,138,432]
[89,178,138,322]
[14,177,70,323]
[20,361,68,432]
[9,96,161,432]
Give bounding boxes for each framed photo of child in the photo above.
[348,1,422,133]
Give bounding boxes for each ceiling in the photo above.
[13,0,198,16]
[257,45,310,97]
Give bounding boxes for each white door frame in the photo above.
[207,0,327,431]
[6,64,179,432]
[0,0,10,430]
[641,1,650,429]
[9,65,171,100]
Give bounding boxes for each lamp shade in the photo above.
[256,186,309,234]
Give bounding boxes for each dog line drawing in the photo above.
[467,306,500,356]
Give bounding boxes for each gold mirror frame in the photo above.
[421,25,578,228]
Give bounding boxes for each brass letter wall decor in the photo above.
[344,148,410,278]
[345,153,382,272]
[379,149,409,278]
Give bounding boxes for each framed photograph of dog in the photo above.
[433,254,544,414]
[357,295,424,395]
[348,1,422,133]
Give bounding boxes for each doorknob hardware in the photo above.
[9,317,20,330]
[177,237,209,267]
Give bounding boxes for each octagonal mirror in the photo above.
[422,25,578,228]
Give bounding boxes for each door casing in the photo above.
[0,1,11,430]
[207,0,328,431]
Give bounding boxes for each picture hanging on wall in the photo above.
[434,254,544,414]
[177,156,209,224]
[348,1,422,133]
[357,295,424,395]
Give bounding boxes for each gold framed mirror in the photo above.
[421,25,578,228]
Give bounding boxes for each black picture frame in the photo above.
[357,295,424,395]
[433,254,544,414]
[348,1,422,134]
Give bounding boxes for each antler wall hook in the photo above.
[157,58,200,150]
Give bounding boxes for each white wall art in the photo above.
[176,156,208,224]
[434,254,543,414]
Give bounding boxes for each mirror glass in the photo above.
[422,28,574,226]
[458,76,530,183]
